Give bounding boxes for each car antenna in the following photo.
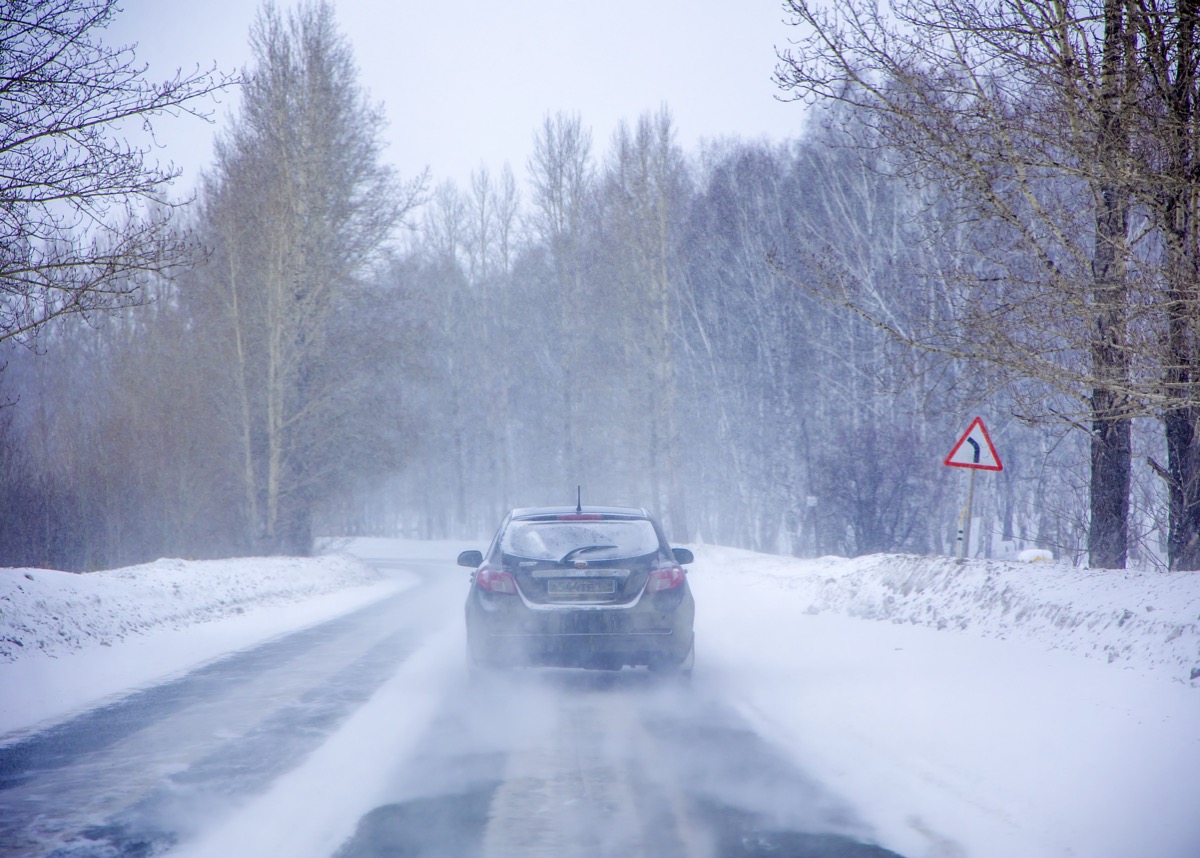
[576,485,582,514]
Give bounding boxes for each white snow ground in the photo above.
[1,539,1198,858]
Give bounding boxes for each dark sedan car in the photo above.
[457,505,695,675]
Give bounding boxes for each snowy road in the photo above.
[4,540,1198,857]
[333,670,897,858]
[0,553,902,858]
[0,560,449,856]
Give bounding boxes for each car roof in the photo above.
[509,505,651,520]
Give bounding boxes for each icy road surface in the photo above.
[0,555,899,858]
[329,668,902,858]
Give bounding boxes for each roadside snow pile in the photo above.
[693,546,1200,684]
[0,554,381,663]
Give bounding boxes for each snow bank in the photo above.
[0,552,410,739]
[0,554,382,663]
[693,547,1200,684]
[690,549,1200,858]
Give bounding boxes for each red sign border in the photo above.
[944,417,1003,471]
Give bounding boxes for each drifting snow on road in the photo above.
[0,551,894,858]
[1,539,1198,857]
[332,670,899,858]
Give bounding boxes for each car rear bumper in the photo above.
[466,588,694,669]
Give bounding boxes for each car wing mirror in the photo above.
[457,549,483,568]
[672,547,694,565]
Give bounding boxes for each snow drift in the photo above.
[0,554,382,663]
[694,547,1200,684]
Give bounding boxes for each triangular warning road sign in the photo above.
[944,417,1003,471]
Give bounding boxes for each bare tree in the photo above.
[776,0,1149,568]
[677,141,805,549]
[197,1,424,554]
[421,180,474,531]
[467,166,521,511]
[602,108,693,538]
[0,0,235,349]
[1133,1,1200,569]
[526,113,594,481]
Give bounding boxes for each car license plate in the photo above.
[547,578,616,595]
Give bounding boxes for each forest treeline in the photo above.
[2,1,1196,571]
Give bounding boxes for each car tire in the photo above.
[650,639,694,680]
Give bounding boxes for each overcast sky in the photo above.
[109,1,808,192]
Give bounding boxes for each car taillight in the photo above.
[646,564,685,592]
[476,567,518,594]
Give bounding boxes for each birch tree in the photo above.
[527,113,594,481]
[678,141,806,549]
[197,1,423,554]
[600,109,693,536]
[467,166,520,510]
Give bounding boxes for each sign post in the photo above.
[944,417,1003,563]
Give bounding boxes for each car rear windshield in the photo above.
[500,519,661,562]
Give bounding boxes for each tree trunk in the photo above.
[1088,407,1130,568]
[1159,0,1200,569]
[1087,0,1132,569]
[1163,407,1200,568]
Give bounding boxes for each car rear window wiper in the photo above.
[559,544,618,563]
